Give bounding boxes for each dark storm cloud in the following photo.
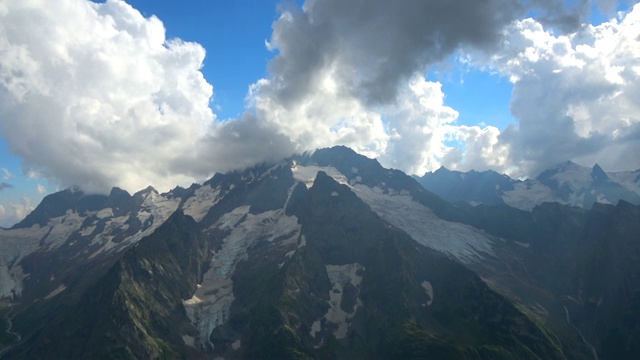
[266,0,525,107]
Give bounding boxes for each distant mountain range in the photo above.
[1,146,639,359]
[414,161,640,210]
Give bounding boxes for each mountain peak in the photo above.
[591,163,610,183]
[432,166,453,175]
[134,185,157,196]
[12,189,83,229]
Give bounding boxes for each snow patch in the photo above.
[298,235,307,249]
[183,335,196,347]
[231,339,241,350]
[310,320,321,338]
[595,193,611,204]
[421,281,433,306]
[44,212,86,250]
[136,210,152,225]
[352,184,494,263]
[80,224,96,237]
[182,185,222,222]
[502,182,561,211]
[141,191,179,221]
[96,208,113,219]
[321,263,364,339]
[0,263,27,300]
[217,206,250,230]
[44,284,67,299]
[551,163,591,191]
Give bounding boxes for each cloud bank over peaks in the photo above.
[1,0,638,204]
[252,0,640,177]
[0,0,302,196]
[249,0,541,175]
[478,3,640,176]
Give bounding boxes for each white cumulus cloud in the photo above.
[0,196,33,228]
[474,4,640,176]
[0,0,299,195]
[0,0,218,193]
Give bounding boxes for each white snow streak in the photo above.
[184,206,301,351]
[421,281,433,306]
[44,284,67,299]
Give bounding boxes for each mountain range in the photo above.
[0,146,638,359]
[414,161,640,210]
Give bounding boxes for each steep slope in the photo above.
[4,210,210,359]
[207,171,566,359]
[571,201,640,359]
[536,162,640,209]
[413,167,515,206]
[0,186,180,302]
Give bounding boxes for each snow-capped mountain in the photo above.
[0,186,180,301]
[1,146,639,359]
[416,161,640,210]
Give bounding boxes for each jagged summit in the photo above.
[416,159,640,210]
[134,185,158,195]
[591,163,610,183]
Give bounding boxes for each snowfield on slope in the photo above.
[182,184,222,222]
[292,162,350,188]
[0,213,83,300]
[353,184,495,263]
[88,191,179,258]
[290,164,495,264]
[0,191,180,300]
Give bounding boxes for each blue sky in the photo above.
[1,0,639,227]
[124,0,282,120]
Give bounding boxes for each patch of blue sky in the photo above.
[589,1,634,24]
[122,0,281,120]
[427,64,515,131]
